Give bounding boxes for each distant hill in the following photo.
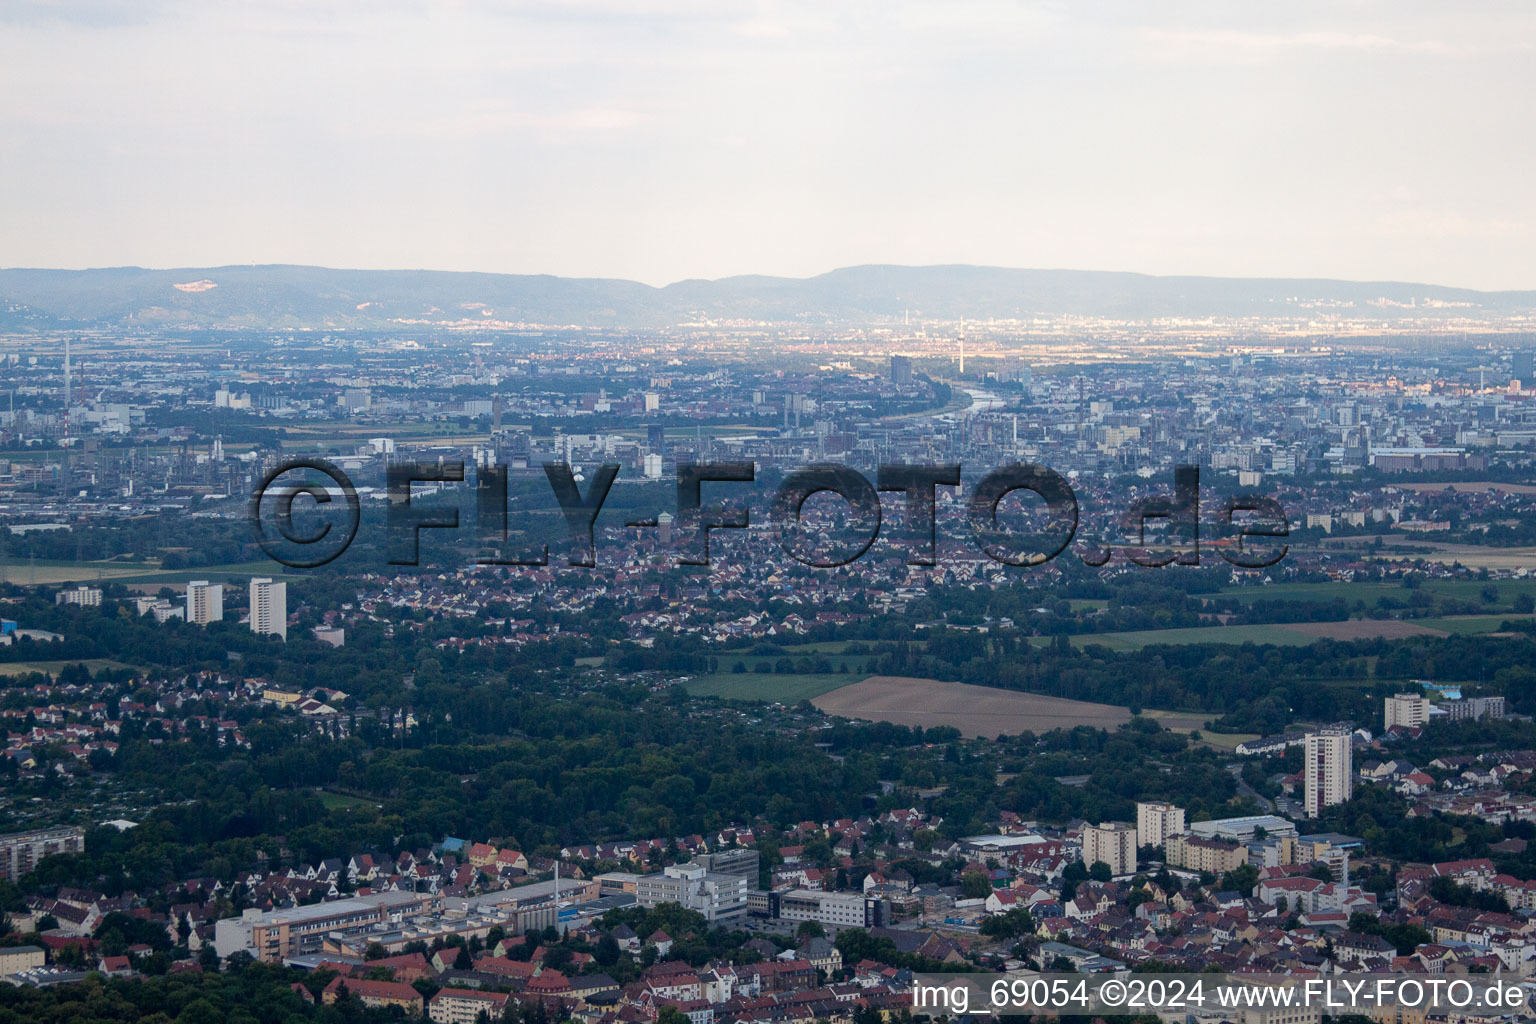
[1,263,1533,330]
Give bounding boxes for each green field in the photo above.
[315,790,380,811]
[0,558,287,587]
[1037,623,1317,652]
[720,641,883,674]
[1189,729,1259,751]
[1217,578,1536,609]
[1414,614,1536,635]
[0,659,138,677]
[684,672,867,703]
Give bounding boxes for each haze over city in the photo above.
[3,1,1536,289]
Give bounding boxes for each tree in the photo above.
[455,944,474,970]
[979,908,1035,940]
[1087,861,1112,883]
[961,871,992,899]
[595,932,620,967]
[1220,864,1260,894]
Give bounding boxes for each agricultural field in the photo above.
[1394,481,1536,495]
[1047,623,1317,652]
[1285,620,1448,640]
[810,674,1132,739]
[1217,577,1536,608]
[0,659,138,677]
[684,671,865,703]
[1413,614,1536,636]
[0,558,286,588]
[1140,709,1259,751]
[1047,613,1531,651]
[1316,541,1536,571]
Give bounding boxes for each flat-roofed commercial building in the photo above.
[0,946,46,974]
[635,862,747,923]
[1190,815,1298,844]
[777,889,871,929]
[214,891,434,961]
[695,847,759,882]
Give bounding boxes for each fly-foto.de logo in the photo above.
[249,459,1288,571]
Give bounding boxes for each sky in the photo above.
[2,0,1534,289]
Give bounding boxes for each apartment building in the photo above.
[0,826,85,881]
[1384,693,1428,730]
[249,578,287,639]
[55,586,101,607]
[430,988,510,1024]
[1081,822,1137,876]
[186,580,223,625]
[1305,729,1353,818]
[1165,834,1246,876]
[1136,801,1186,849]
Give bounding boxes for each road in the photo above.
[1227,763,1275,813]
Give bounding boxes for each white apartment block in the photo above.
[1082,822,1137,876]
[186,580,224,625]
[1136,801,1186,849]
[1384,692,1428,730]
[1305,728,1352,818]
[249,578,287,639]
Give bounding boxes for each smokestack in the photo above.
[64,337,71,410]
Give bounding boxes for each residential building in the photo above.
[1081,822,1137,876]
[1384,693,1428,730]
[0,826,85,881]
[1305,728,1353,818]
[1136,801,1186,849]
[186,580,223,625]
[429,988,510,1024]
[1443,696,1506,722]
[1165,834,1246,876]
[322,977,423,1014]
[249,578,287,639]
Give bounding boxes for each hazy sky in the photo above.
[3,1,1534,288]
